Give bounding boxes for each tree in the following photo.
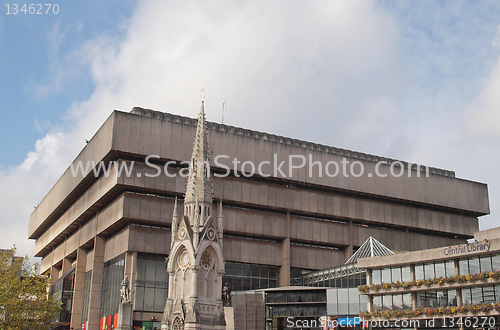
[0,247,61,330]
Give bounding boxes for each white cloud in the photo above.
[2,0,500,258]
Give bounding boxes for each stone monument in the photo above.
[162,86,225,330]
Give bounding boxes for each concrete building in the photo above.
[357,227,500,329]
[28,103,489,329]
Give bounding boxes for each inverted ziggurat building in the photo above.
[29,95,489,329]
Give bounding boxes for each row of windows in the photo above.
[459,254,500,275]
[307,272,366,289]
[372,253,500,284]
[223,261,279,292]
[373,286,500,311]
[462,285,500,305]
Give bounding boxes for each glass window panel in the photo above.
[359,294,368,311]
[495,285,500,300]
[372,269,381,285]
[482,286,496,303]
[402,293,412,310]
[156,259,167,283]
[469,257,480,275]
[424,263,435,279]
[269,266,277,278]
[348,289,359,314]
[225,262,234,276]
[434,263,445,278]
[392,294,402,310]
[146,260,156,283]
[135,286,145,311]
[471,287,483,304]
[436,290,448,306]
[401,267,411,282]
[416,291,426,308]
[251,264,260,278]
[415,265,424,281]
[427,291,438,308]
[391,267,401,282]
[462,288,472,305]
[480,255,493,272]
[447,290,457,307]
[144,287,155,311]
[382,295,392,310]
[381,268,391,283]
[241,277,251,291]
[241,264,251,277]
[154,288,166,312]
[459,259,469,275]
[445,261,455,277]
[373,296,382,311]
[492,254,500,271]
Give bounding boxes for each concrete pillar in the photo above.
[367,295,373,313]
[344,220,354,261]
[70,248,88,330]
[87,236,106,330]
[366,269,372,286]
[280,212,291,286]
[412,292,417,310]
[410,264,415,281]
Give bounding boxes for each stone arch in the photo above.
[172,316,184,330]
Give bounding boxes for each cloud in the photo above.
[2,0,499,258]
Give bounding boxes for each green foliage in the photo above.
[0,247,61,330]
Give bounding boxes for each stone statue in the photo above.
[222,283,231,307]
[120,276,130,303]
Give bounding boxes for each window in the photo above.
[135,253,168,312]
[381,268,391,283]
[434,262,445,278]
[372,269,381,285]
[223,262,279,292]
[492,254,500,271]
[401,266,411,282]
[459,259,468,275]
[100,254,125,318]
[445,260,455,277]
[415,265,424,281]
[480,255,493,272]
[81,270,92,323]
[424,263,435,279]
[468,257,480,275]
[391,267,401,282]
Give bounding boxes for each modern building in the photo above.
[28,103,489,330]
[357,227,500,329]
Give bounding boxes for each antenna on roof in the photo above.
[222,100,226,124]
[222,89,227,124]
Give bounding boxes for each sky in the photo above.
[1,0,500,258]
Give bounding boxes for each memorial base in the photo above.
[116,302,133,330]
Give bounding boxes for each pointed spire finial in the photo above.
[201,82,205,102]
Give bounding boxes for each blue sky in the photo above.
[1,0,500,257]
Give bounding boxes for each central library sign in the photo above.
[443,241,490,256]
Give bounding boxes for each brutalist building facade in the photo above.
[28,107,489,329]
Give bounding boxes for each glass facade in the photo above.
[459,253,500,275]
[416,290,457,308]
[327,288,368,315]
[51,268,75,323]
[223,261,279,291]
[100,253,125,318]
[373,293,411,311]
[135,253,168,312]
[462,285,500,305]
[372,266,411,284]
[266,289,326,318]
[82,270,92,323]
